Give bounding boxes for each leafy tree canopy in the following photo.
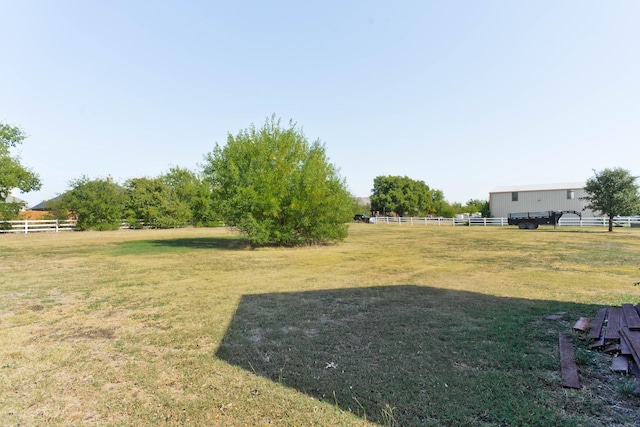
[125,176,191,229]
[54,169,218,231]
[371,175,442,217]
[583,167,640,232]
[202,116,353,246]
[0,123,41,203]
[62,176,126,231]
[160,167,218,227]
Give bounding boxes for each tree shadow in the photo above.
[115,237,251,254]
[216,285,606,426]
[148,237,251,250]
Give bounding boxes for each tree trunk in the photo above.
[608,215,614,232]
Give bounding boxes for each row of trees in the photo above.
[47,168,218,231]
[2,118,639,243]
[369,170,640,228]
[52,166,640,237]
[369,175,490,218]
[43,117,356,245]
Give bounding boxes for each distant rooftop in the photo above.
[490,182,586,193]
[31,194,64,211]
[3,194,27,205]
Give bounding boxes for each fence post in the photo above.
[24,220,28,234]
[55,219,59,232]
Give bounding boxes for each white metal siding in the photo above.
[490,188,594,217]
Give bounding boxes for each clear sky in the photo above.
[2,1,639,207]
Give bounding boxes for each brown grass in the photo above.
[0,225,639,426]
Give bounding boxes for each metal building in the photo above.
[489,182,595,218]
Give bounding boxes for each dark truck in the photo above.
[353,213,371,223]
[508,210,581,229]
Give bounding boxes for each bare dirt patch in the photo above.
[67,326,116,340]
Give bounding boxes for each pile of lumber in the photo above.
[577,303,640,393]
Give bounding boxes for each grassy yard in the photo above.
[1,225,639,426]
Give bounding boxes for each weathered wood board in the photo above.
[559,333,580,389]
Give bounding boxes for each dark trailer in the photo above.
[508,210,581,229]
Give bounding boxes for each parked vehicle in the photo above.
[507,210,581,229]
[353,214,371,223]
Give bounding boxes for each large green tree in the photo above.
[0,123,42,221]
[432,189,455,217]
[202,116,353,246]
[125,176,191,228]
[371,175,441,217]
[583,167,640,232]
[62,176,126,231]
[160,167,218,227]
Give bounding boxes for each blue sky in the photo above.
[2,1,639,207]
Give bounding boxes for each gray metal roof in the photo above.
[490,182,586,194]
[31,194,64,210]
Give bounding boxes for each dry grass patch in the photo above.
[0,225,639,425]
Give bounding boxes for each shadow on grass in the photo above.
[149,237,250,250]
[525,228,615,234]
[115,237,250,254]
[216,285,609,426]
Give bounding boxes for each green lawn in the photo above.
[1,225,639,426]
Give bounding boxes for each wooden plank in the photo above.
[589,338,605,349]
[611,356,629,373]
[573,317,589,331]
[588,308,607,340]
[620,328,640,367]
[604,308,621,340]
[559,333,580,389]
[622,303,640,330]
[620,333,632,355]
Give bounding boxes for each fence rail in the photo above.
[1,216,639,234]
[0,219,78,234]
[368,217,512,226]
[368,216,640,228]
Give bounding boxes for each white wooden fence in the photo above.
[0,219,77,234]
[368,216,640,228]
[1,217,638,234]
